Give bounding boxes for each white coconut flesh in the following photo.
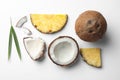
[16,16,27,28]
[16,16,32,35]
[24,37,45,60]
[22,27,32,35]
[49,37,78,65]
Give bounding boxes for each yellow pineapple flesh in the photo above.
[30,14,68,33]
[80,48,101,68]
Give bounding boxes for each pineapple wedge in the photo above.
[80,48,101,68]
[30,14,68,33]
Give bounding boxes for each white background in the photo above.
[0,0,120,80]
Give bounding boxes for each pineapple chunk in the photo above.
[80,48,101,68]
[30,14,68,33]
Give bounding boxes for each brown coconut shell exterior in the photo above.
[75,10,107,42]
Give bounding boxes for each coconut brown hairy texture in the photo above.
[75,10,107,42]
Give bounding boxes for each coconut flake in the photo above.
[22,27,32,35]
[16,16,27,28]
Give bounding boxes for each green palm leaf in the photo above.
[8,27,13,60]
[11,26,22,60]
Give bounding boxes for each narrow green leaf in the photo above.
[11,26,22,60]
[8,27,13,60]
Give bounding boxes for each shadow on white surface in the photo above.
[89,32,111,47]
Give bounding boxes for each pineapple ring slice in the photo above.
[30,14,68,33]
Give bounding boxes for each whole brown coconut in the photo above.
[75,10,107,42]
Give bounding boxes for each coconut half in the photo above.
[23,37,46,60]
[48,36,79,66]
